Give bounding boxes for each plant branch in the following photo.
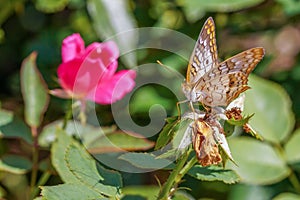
[157,148,196,199]
[62,101,73,129]
[30,171,51,199]
[30,126,39,199]
[289,170,300,193]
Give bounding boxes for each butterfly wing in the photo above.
[186,17,219,85]
[196,47,265,107]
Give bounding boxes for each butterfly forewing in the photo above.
[218,47,265,75]
[186,17,218,84]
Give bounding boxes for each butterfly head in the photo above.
[182,81,205,103]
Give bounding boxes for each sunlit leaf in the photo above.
[87,131,155,153]
[65,144,121,197]
[35,0,69,13]
[244,75,294,144]
[172,118,193,150]
[21,52,49,127]
[173,190,196,200]
[227,137,290,185]
[188,165,240,184]
[0,155,32,174]
[51,129,122,197]
[155,116,180,150]
[229,184,274,200]
[40,184,108,200]
[51,128,79,183]
[178,0,264,22]
[39,120,114,147]
[119,152,174,170]
[273,192,300,200]
[284,128,300,163]
[87,0,137,67]
[0,108,13,126]
[122,185,160,200]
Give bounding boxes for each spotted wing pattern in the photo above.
[186,17,218,85]
[195,47,265,107]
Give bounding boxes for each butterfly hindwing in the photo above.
[186,17,219,85]
[195,47,264,107]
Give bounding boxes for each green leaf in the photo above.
[87,0,137,67]
[227,137,290,185]
[244,75,294,144]
[51,129,122,197]
[51,128,79,183]
[40,184,108,200]
[0,108,13,126]
[223,121,235,136]
[229,184,274,200]
[122,186,194,200]
[35,0,69,13]
[284,129,300,163]
[87,131,154,153]
[226,114,253,127]
[155,117,180,150]
[65,144,121,197]
[187,165,240,184]
[178,0,264,22]
[122,185,160,200]
[0,155,32,174]
[173,191,195,200]
[21,52,49,127]
[275,0,300,16]
[39,120,114,147]
[273,192,300,200]
[119,152,174,170]
[171,118,193,149]
[0,116,32,144]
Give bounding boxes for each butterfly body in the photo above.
[182,17,265,108]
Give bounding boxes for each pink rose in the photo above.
[50,33,136,105]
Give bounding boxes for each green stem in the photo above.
[179,156,198,178]
[157,148,195,199]
[62,101,73,129]
[274,143,300,193]
[289,170,300,193]
[30,171,51,199]
[30,126,39,199]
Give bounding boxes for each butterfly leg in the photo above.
[189,101,197,122]
[176,100,188,119]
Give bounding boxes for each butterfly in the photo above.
[181,17,265,108]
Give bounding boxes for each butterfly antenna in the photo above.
[156,60,183,80]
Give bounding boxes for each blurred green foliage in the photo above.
[1,0,300,199]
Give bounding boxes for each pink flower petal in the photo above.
[85,41,119,68]
[86,69,136,104]
[49,89,71,99]
[57,59,82,91]
[61,33,85,63]
[58,56,109,97]
[56,33,135,105]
